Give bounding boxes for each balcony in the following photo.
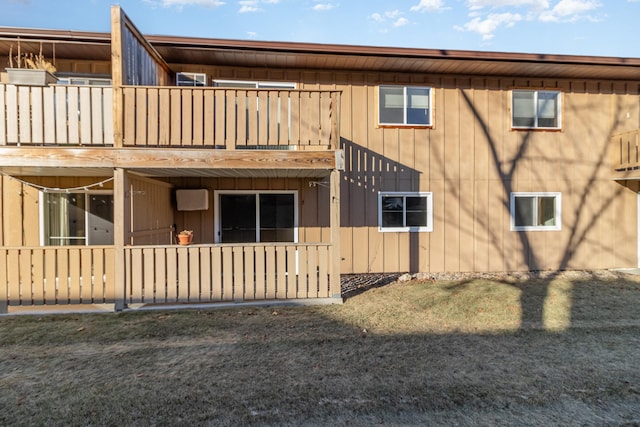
[611,129,640,180]
[0,83,342,176]
[0,83,340,150]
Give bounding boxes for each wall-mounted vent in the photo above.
[176,189,209,211]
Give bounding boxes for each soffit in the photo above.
[1,27,640,81]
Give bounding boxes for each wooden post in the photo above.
[329,168,341,299]
[110,5,124,148]
[114,168,127,311]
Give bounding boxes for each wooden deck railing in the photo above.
[121,87,340,149]
[0,243,333,311]
[124,243,332,305]
[0,246,115,306]
[0,84,114,146]
[611,129,640,173]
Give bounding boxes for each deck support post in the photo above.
[114,168,127,311]
[329,168,341,299]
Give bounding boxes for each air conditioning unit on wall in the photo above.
[176,189,209,211]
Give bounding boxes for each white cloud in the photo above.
[237,0,279,13]
[369,12,384,22]
[466,0,549,10]
[393,17,410,27]
[313,3,336,11]
[456,12,522,40]
[538,0,601,22]
[410,0,447,12]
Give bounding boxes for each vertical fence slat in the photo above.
[211,246,223,301]
[81,248,93,303]
[177,247,189,301]
[275,246,286,299]
[91,87,104,145]
[68,249,81,304]
[247,90,258,145]
[278,91,289,145]
[254,246,266,299]
[143,248,155,303]
[182,89,193,147]
[225,89,236,150]
[268,92,279,145]
[243,246,255,300]
[93,248,105,303]
[79,86,92,145]
[166,247,178,302]
[43,249,57,303]
[265,246,276,299]
[18,86,31,143]
[286,246,297,299]
[57,249,69,304]
[67,86,80,144]
[200,247,211,301]
[193,89,204,146]
[318,245,329,298]
[32,249,44,305]
[19,250,33,305]
[222,246,233,301]
[170,88,182,146]
[188,247,200,302]
[203,90,215,146]
[233,246,244,301]
[31,87,44,144]
[147,88,158,147]
[289,91,300,146]
[5,85,18,144]
[55,86,67,143]
[297,246,308,299]
[43,86,55,143]
[130,248,143,303]
[136,87,148,146]
[159,88,170,146]
[154,247,166,303]
[235,90,247,147]
[307,246,318,298]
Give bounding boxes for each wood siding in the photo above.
[208,66,640,274]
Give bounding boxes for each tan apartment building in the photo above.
[0,6,639,312]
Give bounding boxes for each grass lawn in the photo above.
[1,273,640,426]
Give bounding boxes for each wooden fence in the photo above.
[0,84,114,146]
[124,243,332,304]
[122,87,340,149]
[0,246,115,307]
[611,129,640,172]
[0,243,334,311]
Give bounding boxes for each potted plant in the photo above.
[6,42,57,86]
[177,229,193,246]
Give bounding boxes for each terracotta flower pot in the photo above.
[178,234,193,245]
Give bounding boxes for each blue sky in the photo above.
[2,0,640,58]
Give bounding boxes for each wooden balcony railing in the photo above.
[121,87,340,149]
[124,243,332,305]
[611,129,640,177]
[0,84,114,146]
[0,243,333,311]
[0,246,116,306]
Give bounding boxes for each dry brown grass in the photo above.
[1,274,640,426]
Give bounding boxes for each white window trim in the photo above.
[378,85,433,127]
[510,192,562,232]
[511,89,562,130]
[39,190,114,246]
[176,72,207,87]
[213,79,296,89]
[378,191,433,232]
[213,190,298,244]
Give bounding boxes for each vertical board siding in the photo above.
[0,84,113,146]
[123,243,332,304]
[0,247,115,306]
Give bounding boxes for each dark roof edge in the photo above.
[1,26,640,68]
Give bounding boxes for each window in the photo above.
[510,192,561,231]
[215,191,297,243]
[378,192,433,232]
[57,77,112,86]
[378,85,432,126]
[213,80,296,89]
[512,90,561,129]
[176,72,207,87]
[41,191,114,245]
